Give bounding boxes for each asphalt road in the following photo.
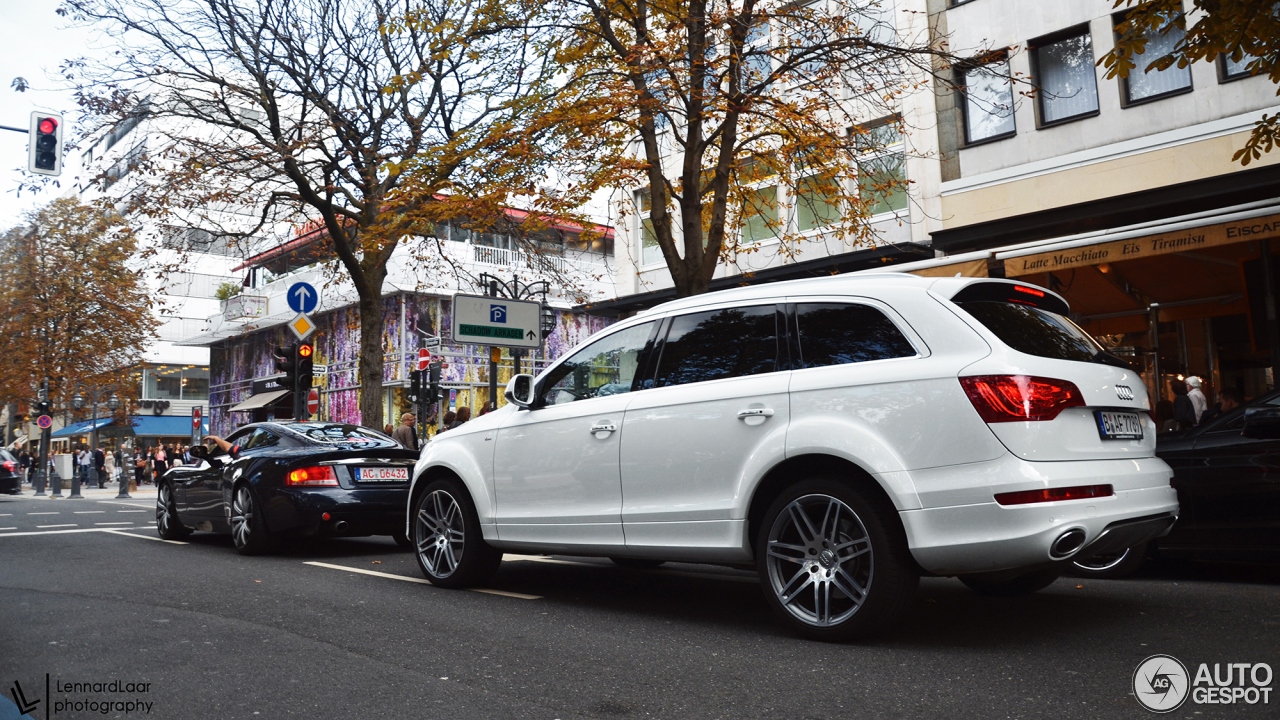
[1,488,1278,720]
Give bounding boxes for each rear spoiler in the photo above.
[948,281,1070,316]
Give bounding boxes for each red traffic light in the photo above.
[38,118,57,134]
[298,344,313,358]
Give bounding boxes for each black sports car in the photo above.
[157,422,418,554]
[1071,390,1280,577]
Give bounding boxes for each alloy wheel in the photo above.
[231,486,253,548]
[765,493,873,628]
[416,489,465,578]
[156,485,170,534]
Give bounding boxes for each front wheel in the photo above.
[412,479,502,588]
[230,485,274,556]
[757,477,918,642]
[1069,542,1149,579]
[155,482,191,540]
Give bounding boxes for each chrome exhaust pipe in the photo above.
[1049,528,1087,559]
[334,520,349,533]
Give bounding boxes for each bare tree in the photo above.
[59,0,550,427]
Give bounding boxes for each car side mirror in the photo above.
[1242,406,1280,440]
[190,445,209,461]
[504,374,536,409]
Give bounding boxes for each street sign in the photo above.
[288,313,316,341]
[191,406,203,447]
[423,335,442,349]
[451,294,542,349]
[286,281,319,314]
[417,348,431,371]
[36,415,52,429]
[306,389,319,416]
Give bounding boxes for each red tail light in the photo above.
[960,375,1085,422]
[2,460,15,472]
[995,484,1113,506]
[286,465,338,487]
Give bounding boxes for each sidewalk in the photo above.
[11,481,158,501]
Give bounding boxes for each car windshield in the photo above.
[292,424,398,448]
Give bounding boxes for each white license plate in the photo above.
[356,466,409,482]
[1096,411,1144,440]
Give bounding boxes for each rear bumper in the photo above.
[258,485,410,537]
[899,455,1178,575]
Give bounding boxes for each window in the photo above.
[635,189,662,266]
[795,171,841,231]
[240,429,280,452]
[540,322,654,405]
[182,367,210,401]
[1033,29,1100,125]
[739,158,779,243]
[1221,51,1259,82]
[654,306,780,387]
[957,302,1102,363]
[856,121,908,216]
[960,56,1016,144]
[143,365,209,400]
[795,303,916,367]
[743,18,772,90]
[1117,15,1192,104]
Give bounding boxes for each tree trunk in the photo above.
[356,291,386,430]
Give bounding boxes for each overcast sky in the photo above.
[0,2,99,230]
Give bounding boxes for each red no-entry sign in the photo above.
[417,348,431,371]
[307,388,319,416]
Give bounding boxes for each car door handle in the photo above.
[737,408,775,419]
[590,423,617,434]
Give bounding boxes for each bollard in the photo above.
[116,469,131,499]
[51,470,63,497]
[69,468,83,499]
[33,468,46,496]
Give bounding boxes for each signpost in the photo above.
[417,348,431,371]
[306,389,319,417]
[190,407,203,449]
[286,281,319,314]
[450,294,542,349]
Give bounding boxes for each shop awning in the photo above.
[51,418,113,438]
[131,415,210,437]
[228,389,291,412]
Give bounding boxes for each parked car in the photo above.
[1071,391,1280,578]
[407,275,1178,640]
[157,422,418,554]
[0,449,21,495]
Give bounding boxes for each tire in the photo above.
[757,476,918,642]
[412,478,502,588]
[155,482,191,540]
[1069,542,1149,579]
[959,566,1062,597]
[229,484,274,556]
[609,557,666,570]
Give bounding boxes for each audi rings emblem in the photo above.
[1115,384,1135,401]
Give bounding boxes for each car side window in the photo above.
[539,322,655,406]
[794,303,916,368]
[240,429,280,452]
[654,305,779,387]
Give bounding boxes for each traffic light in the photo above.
[294,343,314,418]
[408,369,423,405]
[428,361,442,404]
[28,111,62,176]
[273,343,298,388]
[35,400,51,417]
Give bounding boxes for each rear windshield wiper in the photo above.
[1092,350,1134,371]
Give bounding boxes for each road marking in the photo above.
[0,513,12,516]
[29,512,59,515]
[74,511,106,514]
[94,522,134,526]
[117,510,147,513]
[102,529,186,545]
[303,561,542,600]
[38,524,77,529]
[0,527,15,531]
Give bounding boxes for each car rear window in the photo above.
[295,424,398,448]
[957,301,1100,362]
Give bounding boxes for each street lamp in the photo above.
[70,383,119,495]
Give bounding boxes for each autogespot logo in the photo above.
[1134,655,1190,713]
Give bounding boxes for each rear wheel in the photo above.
[959,566,1062,597]
[155,482,191,540]
[609,557,666,570]
[230,485,274,555]
[1070,542,1149,579]
[412,479,502,588]
[757,477,918,642]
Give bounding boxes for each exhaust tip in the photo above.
[1049,528,1087,559]
[334,520,349,533]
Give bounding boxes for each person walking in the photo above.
[1171,381,1195,430]
[135,447,147,486]
[78,447,93,487]
[103,447,116,487]
[152,445,168,482]
[93,446,107,488]
[447,406,470,430]
[1185,376,1209,426]
[391,412,418,451]
[18,449,31,486]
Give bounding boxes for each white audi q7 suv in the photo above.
[406,274,1179,640]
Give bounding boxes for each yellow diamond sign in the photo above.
[288,312,315,341]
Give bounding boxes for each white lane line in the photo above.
[0,513,12,516]
[94,522,134,526]
[101,502,153,509]
[303,561,542,600]
[102,529,186,545]
[29,512,60,515]
[38,524,77,529]
[0,527,15,531]
[0,527,107,537]
[74,511,106,514]
[117,510,148,513]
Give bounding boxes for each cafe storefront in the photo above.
[895,200,1280,419]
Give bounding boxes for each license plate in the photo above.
[356,466,409,482]
[1096,411,1144,440]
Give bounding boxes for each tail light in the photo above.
[286,465,338,487]
[995,484,1113,506]
[960,375,1085,423]
[2,460,15,472]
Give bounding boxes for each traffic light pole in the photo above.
[33,379,49,496]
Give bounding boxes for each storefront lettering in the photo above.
[1150,233,1206,252]
[1226,220,1280,239]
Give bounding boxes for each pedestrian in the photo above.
[94,445,107,488]
[78,447,92,486]
[1171,381,1195,430]
[104,447,116,486]
[135,448,147,486]
[1199,388,1243,425]
[18,449,31,485]
[383,423,395,435]
[183,445,193,464]
[447,406,470,430]
[1185,376,1208,425]
[152,445,168,481]
[441,410,456,429]
[391,412,418,450]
